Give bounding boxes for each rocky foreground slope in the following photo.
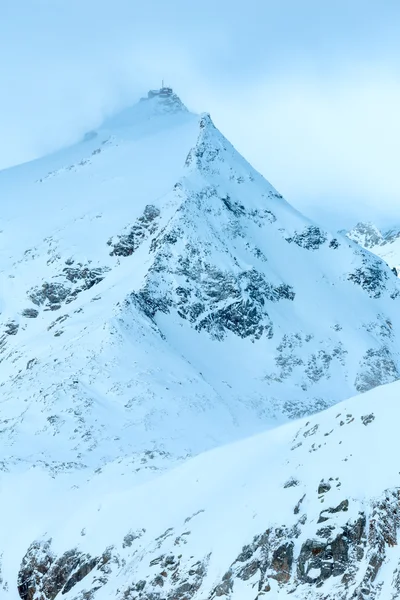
[1,90,400,598]
[5,380,400,600]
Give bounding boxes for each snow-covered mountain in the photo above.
[2,89,400,599]
[347,222,400,275]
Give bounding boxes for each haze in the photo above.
[1,0,399,228]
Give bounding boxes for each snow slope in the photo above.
[1,90,400,598]
[347,222,400,275]
[4,379,400,599]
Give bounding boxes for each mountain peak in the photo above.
[347,221,384,248]
[139,86,188,115]
[97,86,190,135]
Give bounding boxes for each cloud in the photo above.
[0,0,399,228]
[209,67,400,228]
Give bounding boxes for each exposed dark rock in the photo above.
[21,308,39,319]
[152,574,164,587]
[348,259,389,298]
[109,205,160,256]
[213,569,234,597]
[17,501,400,600]
[29,282,71,307]
[294,494,306,515]
[361,413,375,426]
[17,540,111,600]
[4,321,18,335]
[185,115,223,174]
[318,499,349,523]
[316,525,335,539]
[221,195,245,217]
[27,266,109,311]
[122,529,145,548]
[48,303,62,311]
[306,350,334,383]
[135,262,294,341]
[196,298,272,340]
[297,534,349,583]
[248,206,276,225]
[363,315,394,340]
[284,477,299,488]
[270,542,294,583]
[355,346,400,392]
[63,266,107,289]
[18,540,54,600]
[62,555,98,594]
[286,226,327,250]
[318,481,331,495]
[237,559,259,580]
[350,495,399,596]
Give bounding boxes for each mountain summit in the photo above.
[2,91,400,598]
[99,86,189,133]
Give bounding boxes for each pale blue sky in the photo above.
[1,0,399,227]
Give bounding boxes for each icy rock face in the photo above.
[17,542,111,600]
[26,266,110,312]
[108,205,161,257]
[128,113,400,414]
[15,493,400,600]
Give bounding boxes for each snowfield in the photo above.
[1,90,400,599]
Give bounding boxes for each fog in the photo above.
[1,0,399,228]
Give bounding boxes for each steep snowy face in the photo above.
[347,221,400,274]
[1,94,400,475]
